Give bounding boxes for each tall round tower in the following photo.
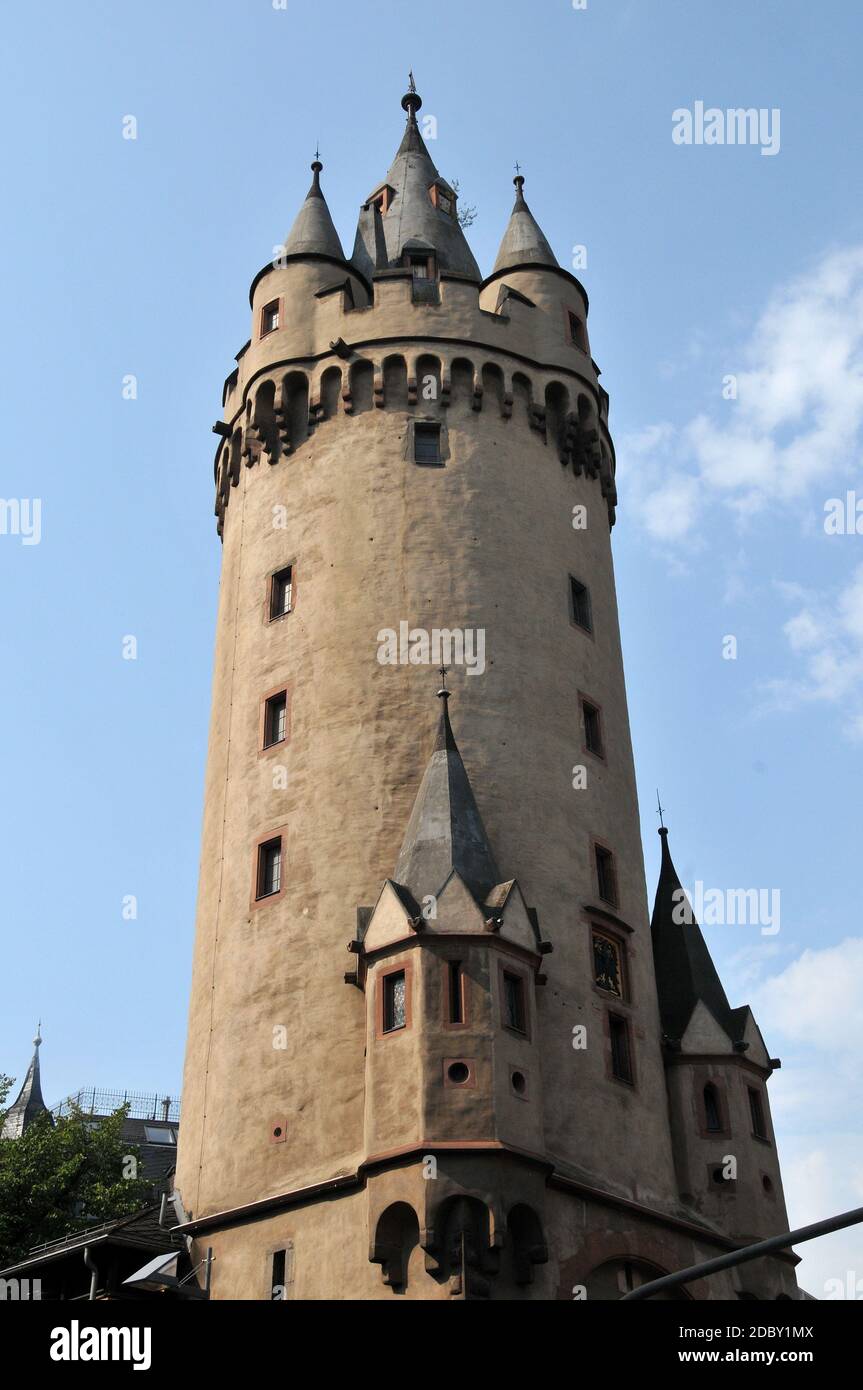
[175,84,798,1300]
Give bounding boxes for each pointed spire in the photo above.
[492,171,559,274]
[393,682,500,904]
[650,828,743,1045]
[283,156,347,262]
[1,1024,51,1139]
[352,80,481,282]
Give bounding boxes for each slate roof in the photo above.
[493,175,559,273]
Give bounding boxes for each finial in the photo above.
[34,1019,42,1048]
[656,789,667,833]
[513,163,526,200]
[437,664,450,701]
[401,72,422,118]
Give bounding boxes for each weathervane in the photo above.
[656,789,666,829]
[408,69,417,94]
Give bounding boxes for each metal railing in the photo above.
[49,1088,180,1123]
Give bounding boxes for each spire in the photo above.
[492,171,559,274]
[1,1024,51,1140]
[393,679,500,904]
[283,156,347,261]
[351,79,481,282]
[650,828,744,1045]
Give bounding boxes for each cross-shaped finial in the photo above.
[438,664,449,692]
[515,161,522,176]
[656,789,666,830]
[314,142,320,162]
[408,69,417,94]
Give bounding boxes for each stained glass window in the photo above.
[593,933,622,996]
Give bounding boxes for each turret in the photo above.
[2,1026,51,1139]
[651,826,790,1264]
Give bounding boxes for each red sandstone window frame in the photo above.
[607,1011,635,1087]
[250,827,288,910]
[260,297,282,339]
[592,840,619,909]
[259,683,291,755]
[568,575,594,636]
[579,692,606,761]
[428,183,455,217]
[442,957,470,1030]
[369,184,395,216]
[267,563,296,624]
[375,961,413,1040]
[498,960,531,1041]
[590,926,627,1002]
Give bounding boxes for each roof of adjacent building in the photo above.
[1,1028,50,1140]
[650,827,748,1044]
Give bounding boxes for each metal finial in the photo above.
[656,789,666,830]
[34,1019,42,1048]
[408,70,417,94]
[514,161,521,176]
[314,142,320,162]
[437,664,450,700]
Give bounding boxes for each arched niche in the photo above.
[383,354,408,408]
[369,1201,420,1293]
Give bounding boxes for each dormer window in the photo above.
[429,183,455,217]
[369,185,395,216]
[405,250,436,282]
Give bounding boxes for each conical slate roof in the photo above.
[393,691,500,904]
[284,160,346,261]
[650,828,745,1044]
[493,174,559,273]
[352,84,481,282]
[1,1027,51,1139]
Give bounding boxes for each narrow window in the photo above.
[406,252,433,281]
[256,837,282,899]
[592,932,622,997]
[383,970,406,1033]
[271,1249,286,1300]
[609,1014,633,1083]
[568,311,587,352]
[704,1083,722,1133]
[261,299,280,336]
[448,960,464,1024]
[748,1087,767,1139]
[570,577,593,633]
[414,422,442,465]
[264,691,287,749]
[582,699,604,757]
[270,565,293,619]
[502,971,526,1034]
[595,844,618,907]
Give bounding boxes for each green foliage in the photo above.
[0,1104,154,1267]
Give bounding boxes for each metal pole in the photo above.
[622,1204,863,1300]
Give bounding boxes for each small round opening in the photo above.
[511,1071,526,1095]
[448,1062,470,1085]
[273,1126,283,1138]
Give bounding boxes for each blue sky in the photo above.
[2,0,861,1295]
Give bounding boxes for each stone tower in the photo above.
[175,84,798,1300]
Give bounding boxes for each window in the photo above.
[270,566,293,619]
[594,844,618,907]
[582,698,604,757]
[406,252,434,281]
[271,1249,286,1301]
[414,422,442,465]
[264,691,287,749]
[437,192,453,216]
[704,1083,722,1133]
[570,577,593,633]
[447,960,464,1024]
[502,971,526,1034]
[748,1087,767,1140]
[568,311,588,352]
[257,837,282,899]
[261,299,280,336]
[609,1014,633,1083]
[143,1125,177,1145]
[592,931,622,997]
[383,970,406,1033]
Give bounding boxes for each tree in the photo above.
[0,1103,154,1267]
[450,179,478,229]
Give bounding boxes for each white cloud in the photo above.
[747,939,863,1296]
[761,565,863,724]
[627,244,863,533]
